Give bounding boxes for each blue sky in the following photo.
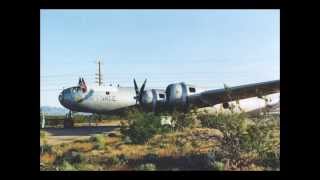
[41,10,280,107]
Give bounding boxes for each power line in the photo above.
[40,72,268,79]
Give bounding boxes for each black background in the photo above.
[3,0,304,178]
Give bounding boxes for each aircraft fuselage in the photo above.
[59,85,137,114]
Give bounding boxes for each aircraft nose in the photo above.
[58,90,65,105]
[58,92,63,103]
[59,89,73,107]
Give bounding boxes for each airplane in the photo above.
[58,77,280,126]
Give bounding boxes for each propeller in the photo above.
[133,78,147,105]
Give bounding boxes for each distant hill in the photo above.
[41,106,69,116]
[40,106,92,116]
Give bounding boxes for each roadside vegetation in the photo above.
[40,106,280,171]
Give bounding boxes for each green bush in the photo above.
[89,134,106,150]
[136,163,157,171]
[120,110,163,144]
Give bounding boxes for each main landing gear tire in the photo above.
[64,111,74,128]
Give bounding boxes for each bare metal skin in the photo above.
[59,78,280,115]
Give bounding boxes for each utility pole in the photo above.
[95,58,103,86]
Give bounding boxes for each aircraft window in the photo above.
[106,91,110,95]
[159,94,165,99]
[189,87,196,93]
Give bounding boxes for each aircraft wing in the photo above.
[198,80,280,106]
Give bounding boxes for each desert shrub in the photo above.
[182,150,226,170]
[117,154,129,165]
[213,161,225,171]
[161,124,174,133]
[209,112,280,169]
[259,151,280,170]
[89,134,106,150]
[198,112,227,129]
[54,149,86,166]
[75,163,98,171]
[120,110,164,144]
[123,136,132,144]
[136,163,157,171]
[40,131,49,152]
[40,144,53,154]
[144,153,159,163]
[205,149,225,170]
[59,161,77,171]
[171,109,197,131]
[205,149,217,168]
[40,131,46,139]
[159,142,168,149]
[60,143,68,148]
[107,154,128,166]
[108,156,120,166]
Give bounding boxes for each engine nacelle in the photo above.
[165,82,199,109]
[141,89,166,112]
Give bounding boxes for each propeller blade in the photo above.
[139,79,147,103]
[140,79,147,93]
[133,78,139,95]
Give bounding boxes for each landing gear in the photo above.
[97,114,101,127]
[64,111,74,128]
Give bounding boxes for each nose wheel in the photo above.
[64,111,74,128]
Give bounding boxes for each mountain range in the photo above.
[40,106,69,115]
[41,106,93,116]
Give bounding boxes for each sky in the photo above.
[40,10,280,107]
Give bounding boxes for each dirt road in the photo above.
[42,122,121,145]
